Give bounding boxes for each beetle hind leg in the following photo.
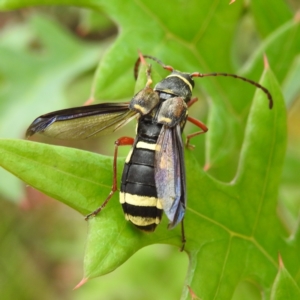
[85,136,135,220]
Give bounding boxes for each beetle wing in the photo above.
[154,124,186,229]
[26,102,137,139]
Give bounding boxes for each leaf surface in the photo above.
[0,1,296,299]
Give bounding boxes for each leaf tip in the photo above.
[18,197,32,211]
[83,97,95,106]
[278,253,284,270]
[294,10,300,23]
[263,54,270,70]
[74,277,89,290]
[138,50,147,66]
[187,285,201,300]
[203,163,211,171]
[229,0,236,4]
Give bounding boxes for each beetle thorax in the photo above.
[154,71,194,102]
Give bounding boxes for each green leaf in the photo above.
[0,1,297,299]
[282,55,300,107]
[0,14,102,199]
[250,0,292,37]
[182,66,286,299]
[0,62,287,298]
[0,140,113,215]
[242,16,300,86]
[270,256,300,300]
[0,14,100,139]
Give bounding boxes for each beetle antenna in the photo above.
[191,72,273,109]
[142,55,174,72]
[134,55,273,109]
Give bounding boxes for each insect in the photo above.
[26,54,273,249]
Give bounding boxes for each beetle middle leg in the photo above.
[185,97,208,149]
[85,136,135,220]
[186,116,208,149]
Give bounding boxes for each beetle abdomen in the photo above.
[120,119,163,232]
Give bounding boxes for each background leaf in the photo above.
[0,1,299,299]
[270,257,300,300]
[0,13,101,200]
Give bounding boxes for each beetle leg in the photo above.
[186,117,208,149]
[180,219,186,252]
[85,136,135,220]
[187,97,198,108]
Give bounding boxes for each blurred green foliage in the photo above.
[0,1,300,299]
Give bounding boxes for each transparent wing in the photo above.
[154,124,186,228]
[26,102,137,139]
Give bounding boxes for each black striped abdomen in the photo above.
[120,119,163,232]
